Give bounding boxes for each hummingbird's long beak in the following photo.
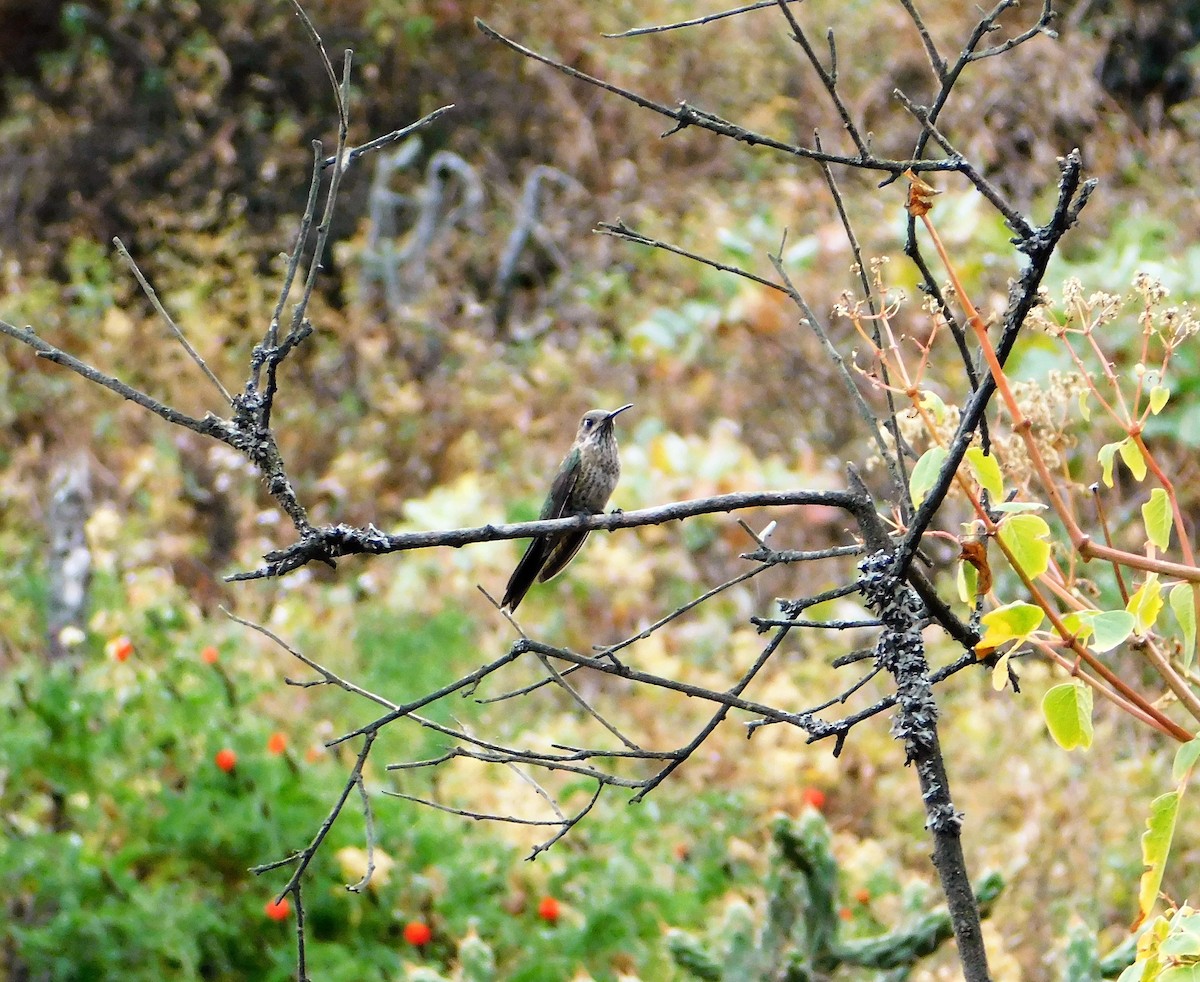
[604,404,634,423]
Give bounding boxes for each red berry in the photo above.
[200,646,220,665]
[215,748,237,772]
[801,787,826,810]
[108,636,134,662]
[403,920,432,946]
[537,896,561,924]
[267,732,288,755]
[265,897,290,921]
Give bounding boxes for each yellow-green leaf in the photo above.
[1090,609,1137,652]
[919,390,948,424]
[1120,438,1149,481]
[1061,610,1094,646]
[1170,584,1198,671]
[1142,488,1173,551]
[910,446,948,509]
[956,557,977,604]
[991,651,1012,691]
[1136,791,1180,929]
[1128,576,1165,634]
[1079,389,1091,422]
[1149,385,1170,415]
[997,513,1051,580]
[1173,739,1200,783]
[965,447,1004,503]
[977,601,1044,650]
[990,501,1047,515]
[1098,441,1120,488]
[1042,682,1093,750]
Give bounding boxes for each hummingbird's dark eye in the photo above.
[583,419,592,429]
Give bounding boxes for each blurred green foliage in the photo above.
[0,610,777,981]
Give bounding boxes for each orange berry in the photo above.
[537,896,561,924]
[403,920,432,946]
[839,906,852,920]
[215,748,237,772]
[304,745,323,763]
[267,732,288,755]
[200,646,220,664]
[108,636,134,662]
[265,897,290,921]
[801,787,826,811]
[855,888,872,905]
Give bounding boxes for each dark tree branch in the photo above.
[893,151,1094,580]
[227,488,863,580]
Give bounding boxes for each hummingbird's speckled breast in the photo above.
[573,429,622,514]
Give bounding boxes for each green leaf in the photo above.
[1079,389,1091,422]
[1170,584,1198,671]
[910,446,948,509]
[1090,609,1137,652]
[1150,385,1170,415]
[1142,488,1173,551]
[1128,576,1165,634]
[1160,907,1200,957]
[965,447,1004,502]
[1099,441,1121,488]
[1137,791,1180,929]
[977,601,1044,650]
[997,513,1051,580]
[1173,739,1200,783]
[1120,438,1149,481]
[1042,682,1093,750]
[1061,610,1094,645]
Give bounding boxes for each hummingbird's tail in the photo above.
[501,535,552,611]
[537,530,590,585]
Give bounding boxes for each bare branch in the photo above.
[477,19,963,175]
[968,1,1057,60]
[0,318,234,439]
[893,90,1034,238]
[228,487,866,580]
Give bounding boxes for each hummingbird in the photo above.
[501,404,633,612]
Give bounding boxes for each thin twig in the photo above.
[112,237,234,405]
[895,0,946,79]
[604,0,801,38]
[320,104,455,169]
[596,221,785,291]
[773,0,868,157]
[812,132,910,515]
